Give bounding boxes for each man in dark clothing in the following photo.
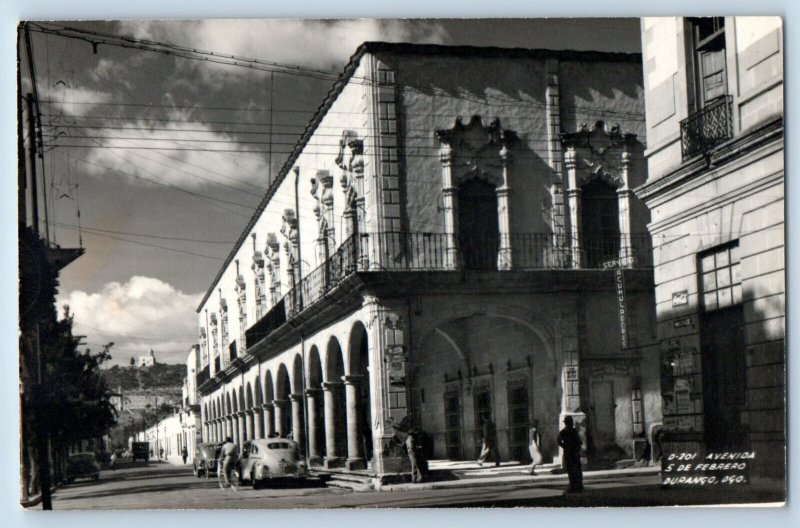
[477,414,499,467]
[557,415,583,493]
[181,447,188,465]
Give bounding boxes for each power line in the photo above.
[56,223,226,260]
[52,220,235,244]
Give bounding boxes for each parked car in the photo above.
[194,442,222,477]
[66,452,100,484]
[238,438,308,489]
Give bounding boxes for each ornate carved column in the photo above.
[618,151,635,267]
[266,234,281,306]
[497,145,513,269]
[252,235,266,321]
[219,293,230,367]
[235,260,247,354]
[439,144,459,270]
[290,394,305,451]
[262,403,274,438]
[320,171,335,258]
[272,400,287,437]
[343,375,365,470]
[209,313,219,375]
[305,388,323,466]
[564,148,582,268]
[245,409,254,441]
[322,381,344,468]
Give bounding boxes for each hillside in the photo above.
[102,363,186,392]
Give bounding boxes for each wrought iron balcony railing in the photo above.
[278,231,652,319]
[680,95,734,161]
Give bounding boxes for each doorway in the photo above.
[580,179,620,268]
[700,306,747,451]
[507,381,530,463]
[458,178,499,270]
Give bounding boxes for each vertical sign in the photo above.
[615,268,629,349]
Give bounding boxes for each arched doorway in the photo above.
[308,346,326,464]
[325,338,347,466]
[458,178,499,270]
[276,365,292,436]
[348,322,373,466]
[292,354,306,451]
[581,178,620,268]
[254,376,264,438]
[264,372,275,436]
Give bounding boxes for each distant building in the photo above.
[636,17,784,489]
[139,349,157,367]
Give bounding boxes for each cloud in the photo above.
[74,107,270,193]
[58,276,202,366]
[117,19,450,76]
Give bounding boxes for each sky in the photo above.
[17,18,643,366]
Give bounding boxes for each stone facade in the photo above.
[637,17,784,489]
[195,42,660,481]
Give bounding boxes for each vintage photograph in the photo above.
[17,17,785,509]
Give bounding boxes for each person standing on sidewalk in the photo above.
[477,413,499,467]
[557,416,583,493]
[528,419,543,475]
[181,446,188,465]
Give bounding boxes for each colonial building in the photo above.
[139,349,157,367]
[636,17,784,489]
[196,42,661,482]
[136,347,202,464]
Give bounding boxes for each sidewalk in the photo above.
[380,460,660,492]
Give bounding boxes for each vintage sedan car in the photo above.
[66,452,100,484]
[238,438,308,489]
[193,442,222,477]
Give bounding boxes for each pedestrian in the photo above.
[218,437,239,490]
[557,415,583,493]
[109,451,117,470]
[159,447,164,460]
[477,413,499,467]
[181,446,188,465]
[528,419,543,475]
[405,428,427,483]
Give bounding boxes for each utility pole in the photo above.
[26,94,39,238]
[34,325,52,510]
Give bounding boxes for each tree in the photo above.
[130,357,135,366]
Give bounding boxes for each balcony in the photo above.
[680,95,734,162]
[242,231,652,347]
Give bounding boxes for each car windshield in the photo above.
[267,442,292,450]
[199,445,220,456]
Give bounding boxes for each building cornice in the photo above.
[635,116,783,203]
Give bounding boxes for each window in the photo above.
[689,17,727,110]
[699,243,742,311]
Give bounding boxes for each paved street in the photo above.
[40,461,779,510]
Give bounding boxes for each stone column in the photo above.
[343,375,366,470]
[273,400,287,437]
[245,410,254,441]
[496,144,513,270]
[262,403,274,438]
[320,171,335,258]
[305,388,323,466]
[565,148,582,268]
[617,151,634,267]
[322,382,344,468]
[253,406,263,439]
[440,144,459,270]
[237,413,245,445]
[290,394,305,451]
[227,416,234,443]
